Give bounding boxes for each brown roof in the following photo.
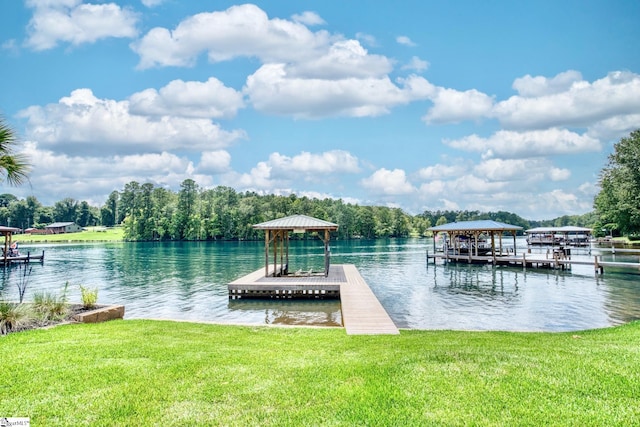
[0,226,20,233]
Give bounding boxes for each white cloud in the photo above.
[512,70,583,97]
[396,36,416,46]
[229,161,274,189]
[445,128,601,158]
[402,56,429,72]
[449,174,508,194]
[418,180,446,197]
[17,141,197,205]
[416,163,467,180]
[586,113,640,141]
[268,150,361,179]
[245,65,433,118]
[197,150,232,174]
[129,77,244,119]
[474,158,534,181]
[25,0,138,50]
[495,71,640,130]
[361,168,415,195]
[423,87,494,124]
[141,0,165,7]
[285,40,393,79]
[532,189,593,219]
[418,70,640,133]
[291,11,325,26]
[18,88,246,156]
[355,32,377,47]
[221,149,361,191]
[548,167,571,181]
[131,4,333,68]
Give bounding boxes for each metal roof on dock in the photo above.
[253,214,338,231]
[428,220,522,232]
[525,226,592,233]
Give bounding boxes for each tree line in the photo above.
[0,179,598,241]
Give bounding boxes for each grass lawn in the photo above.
[1,320,639,426]
[13,227,124,243]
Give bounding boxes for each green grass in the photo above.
[1,321,639,426]
[14,227,124,243]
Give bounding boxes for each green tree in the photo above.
[76,201,98,227]
[9,199,31,230]
[594,130,640,235]
[53,198,78,222]
[356,207,376,239]
[101,191,119,227]
[174,179,200,239]
[0,118,30,186]
[152,187,176,240]
[34,206,53,226]
[135,183,156,239]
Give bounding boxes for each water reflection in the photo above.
[228,300,341,326]
[0,239,639,331]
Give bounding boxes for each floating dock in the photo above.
[2,250,45,266]
[228,263,399,335]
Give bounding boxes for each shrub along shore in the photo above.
[1,319,639,426]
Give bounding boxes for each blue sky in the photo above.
[1,0,639,220]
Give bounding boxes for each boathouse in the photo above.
[525,226,592,247]
[428,220,522,263]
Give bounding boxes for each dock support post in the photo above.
[594,255,604,275]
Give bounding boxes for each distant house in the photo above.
[25,227,47,235]
[45,222,83,234]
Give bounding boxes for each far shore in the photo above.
[12,227,639,246]
[13,226,125,243]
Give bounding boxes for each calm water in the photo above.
[1,238,639,332]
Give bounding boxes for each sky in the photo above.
[1,1,639,220]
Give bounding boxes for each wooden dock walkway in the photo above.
[340,264,399,335]
[228,263,399,335]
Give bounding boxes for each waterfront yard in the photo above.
[1,320,639,426]
[13,227,124,243]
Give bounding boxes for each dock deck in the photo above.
[228,263,399,335]
[427,252,640,274]
[2,250,45,265]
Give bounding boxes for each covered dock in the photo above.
[427,220,638,274]
[428,220,522,263]
[228,214,399,334]
[0,226,44,265]
[525,226,592,247]
[253,214,338,278]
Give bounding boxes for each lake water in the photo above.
[1,238,639,332]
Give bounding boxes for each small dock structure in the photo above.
[429,220,522,260]
[0,226,45,265]
[427,220,639,274]
[228,263,399,335]
[525,226,592,247]
[228,215,399,334]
